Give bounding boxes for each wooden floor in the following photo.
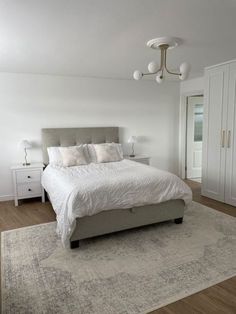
[0,180,235,313]
[0,198,56,232]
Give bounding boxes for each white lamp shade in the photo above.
[19,139,32,149]
[156,71,163,84]
[148,61,159,73]
[133,70,143,80]
[128,136,137,143]
[179,62,190,80]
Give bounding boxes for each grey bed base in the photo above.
[41,127,185,249]
[70,200,185,248]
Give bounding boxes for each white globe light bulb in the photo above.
[148,61,159,73]
[133,70,143,80]
[179,73,187,81]
[156,71,163,84]
[179,62,190,80]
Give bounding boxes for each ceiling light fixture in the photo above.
[133,37,190,84]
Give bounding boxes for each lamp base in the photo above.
[129,154,135,157]
[22,163,31,166]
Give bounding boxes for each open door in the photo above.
[186,96,203,179]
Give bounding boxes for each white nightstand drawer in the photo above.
[17,182,42,198]
[16,170,41,183]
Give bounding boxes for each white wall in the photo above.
[180,76,204,94]
[0,73,180,200]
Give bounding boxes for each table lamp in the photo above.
[128,136,137,157]
[19,140,32,166]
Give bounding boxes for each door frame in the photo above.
[179,90,204,179]
[186,96,203,179]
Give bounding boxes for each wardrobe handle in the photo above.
[227,130,231,148]
[221,130,225,148]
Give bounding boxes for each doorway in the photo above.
[186,95,204,182]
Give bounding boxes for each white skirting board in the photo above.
[0,195,14,202]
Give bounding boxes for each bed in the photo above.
[41,127,192,249]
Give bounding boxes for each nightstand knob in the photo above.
[28,188,31,191]
[27,176,31,178]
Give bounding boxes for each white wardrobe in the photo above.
[202,59,236,206]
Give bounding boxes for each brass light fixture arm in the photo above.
[141,44,181,78]
[163,47,181,76]
[142,47,164,77]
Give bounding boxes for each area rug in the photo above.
[1,201,236,314]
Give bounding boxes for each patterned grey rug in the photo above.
[1,201,236,314]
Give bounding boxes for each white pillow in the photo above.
[47,145,89,166]
[93,143,122,163]
[47,147,63,166]
[88,143,123,163]
[59,146,88,167]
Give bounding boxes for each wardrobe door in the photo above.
[202,65,229,201]
[225,61,236,206]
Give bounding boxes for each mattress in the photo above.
[42,159,192,246]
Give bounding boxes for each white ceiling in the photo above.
[0,0,236,79]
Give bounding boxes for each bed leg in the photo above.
[70,240,80,249]
[174,217,183,224]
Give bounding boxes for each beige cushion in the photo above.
[93,143,122,163]
[59,146,88,167]
[88,143,123,163]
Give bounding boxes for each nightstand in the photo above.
[11,163,45,206]
[125,155,150,165]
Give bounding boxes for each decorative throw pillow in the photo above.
[47,145,89,166]
[59,146,88,167]
[93,143,122,163]
[88,143,123,163]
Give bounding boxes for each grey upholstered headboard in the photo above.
[41,127,119,165]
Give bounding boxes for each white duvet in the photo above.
[42,159,192,246]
